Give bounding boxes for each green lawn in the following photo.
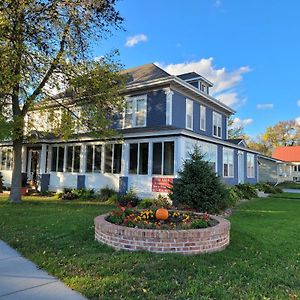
[0,195,300,300]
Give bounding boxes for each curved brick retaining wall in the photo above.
[94,213,230,255]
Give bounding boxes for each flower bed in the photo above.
[94,211,230,255]
[106,207,217,230]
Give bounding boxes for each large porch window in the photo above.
[0,148,13,171]
[247,153,255,178]
[223,147,234,177]
[86,145,102,173]
[104,144,122,174]
[51,146,65,172]
[129,143,149,175]
[152,141,174,175]
[66,145,81,173]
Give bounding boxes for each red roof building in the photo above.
[273,146,300,163]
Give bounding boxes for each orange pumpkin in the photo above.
[156,208,169,220]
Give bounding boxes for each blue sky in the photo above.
[92,0,300,137]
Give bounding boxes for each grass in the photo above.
[0,195,300,299]
[277,181,300,189]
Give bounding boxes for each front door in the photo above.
[27,149,41,184]
[238,151,244,184]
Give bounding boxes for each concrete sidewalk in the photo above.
[282,188,300,194]
[0,240,86,300]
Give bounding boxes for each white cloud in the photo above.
[297,100,300,107]
[296,117,300,125]
[230,117,253,129]
[256,103,274,110]
[157,57,251,107]
[125,34,148,47]
[214,0,222,7]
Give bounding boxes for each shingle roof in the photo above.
[272,146,300,162]
[177,72,201,81]
[121,63,171,85]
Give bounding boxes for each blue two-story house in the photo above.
[0,63,259,197]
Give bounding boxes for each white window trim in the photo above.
[103,143,122,174]
[123,95,147,129]
[66,145,81,173]
[185,98,193,130]
[247,153,255,178]
[151,141,175,176]
[85,144,103,173]
[223,147,234,178]
[128,142,150,175]
[200,105,206,131]
[213,111,222,139]
[164,88,174,126]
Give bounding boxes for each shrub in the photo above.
[138,198,155,209]
[59,188,96,201]
[235,183,257,199]
[169,146,229,213]
[191,219,209,229]
[226,186,242,205]
[99,186,117,202]
[118,189,140,207]
[73,188,95,199]
[255,182,283,194]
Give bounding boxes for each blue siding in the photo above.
[204,107,213,137]
[172,91,186,128]
[193,102,200,133]
[147,90,166,127]
[222,116,227,139]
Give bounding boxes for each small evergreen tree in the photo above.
[169,146,229,213]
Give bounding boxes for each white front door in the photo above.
[238,151,244,184]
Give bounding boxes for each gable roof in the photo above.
[121,63,171,85]
[272,146,300,162]
[226,138,247,148]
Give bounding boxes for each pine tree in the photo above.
[169,146,228,213]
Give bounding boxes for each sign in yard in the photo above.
[152,177,173,193]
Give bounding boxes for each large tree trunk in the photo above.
[9,139,23,203]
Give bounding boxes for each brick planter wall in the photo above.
[94,213,230,255]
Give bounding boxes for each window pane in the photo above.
[1,149,7,170]
[139,143,148,174]
[125,100,133,128]
[86,146,93,172]
[66,146,73,172]
[73,146,81,172]
[6,149,13,170]
[164,142,174,175]
[94,145,102,173]
[51,147,57,171]
[113,144,122,174]
[129,144,138,174]
[152,143,162,174]
[58,147,64,172]
[104,144,113,173]
[136,98,146,126]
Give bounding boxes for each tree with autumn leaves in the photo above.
[0,0,125,203]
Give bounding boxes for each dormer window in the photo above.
[124,95,147,128]
[201,83,208,94]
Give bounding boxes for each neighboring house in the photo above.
[0,63,261,197]
[273,146,300,181]
[257,155,293,184]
